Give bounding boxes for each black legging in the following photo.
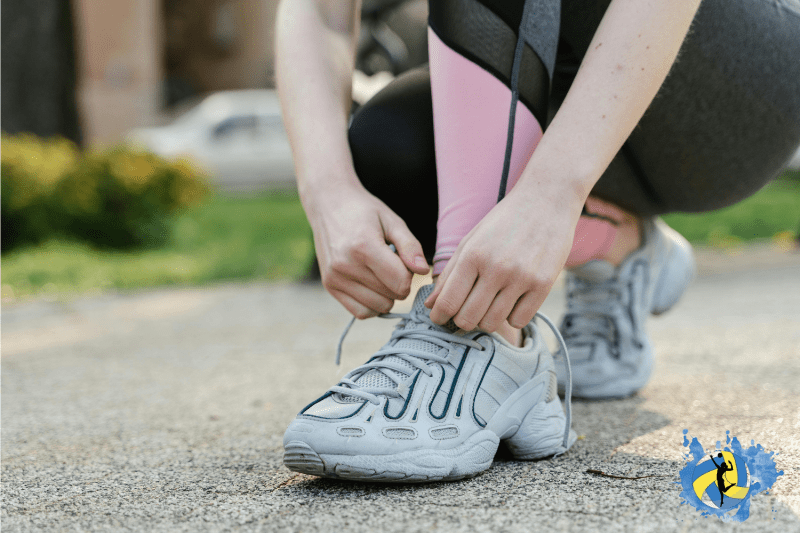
[349,0,800,262]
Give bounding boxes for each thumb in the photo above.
[424,247,456,308]
[382,213,429,275]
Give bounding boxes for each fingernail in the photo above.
[414,256,427,269]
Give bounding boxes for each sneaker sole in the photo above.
[284,374,575,482]
[284,430,499,482]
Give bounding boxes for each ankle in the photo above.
[569,196,642,268]
[602,217,642,266]
[602,215,642,266]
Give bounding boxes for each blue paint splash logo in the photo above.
[678,430,783,522]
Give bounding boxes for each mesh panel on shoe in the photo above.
[429,426,460,440]
[412,285,435,314]
[341,285,445,403]
[304,397,364,419]
[337,427,365,437]
[382,427,417,439]
[353,369,395,391]
[413,285,459,332]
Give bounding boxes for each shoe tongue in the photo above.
[342,284,452,402]
[411,284,435,314]
[569,260,616,282]
[411,284,459,332]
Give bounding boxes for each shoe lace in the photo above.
[562,276,625,353]
[331,308,483,405]
[335,309,574,451]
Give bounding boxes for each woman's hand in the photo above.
[277,1,428,318]
[305,182,430,319]
[424,0,702,332]
[424,185,583,331]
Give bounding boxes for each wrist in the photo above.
[512,160,592,216]
[514,137,602,205]
[298,171,365,223]
[297,164,362,209]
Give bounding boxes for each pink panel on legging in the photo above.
[564,196,624,267]
[564,217,617,268]
[429,28,543,275]
[429,29,621,274]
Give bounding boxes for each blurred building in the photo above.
[74,0,280,145]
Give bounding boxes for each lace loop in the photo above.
[334,308,483,404]
[534,312,573,451]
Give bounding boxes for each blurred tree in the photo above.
[1,0,82,146]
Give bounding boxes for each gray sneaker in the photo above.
[283,284,577,482]
[557,218,696,399]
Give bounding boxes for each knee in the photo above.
[348,71,435,186]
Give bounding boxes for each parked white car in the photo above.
[127,90,295,192]
[788,145,800,170]
[130,89,799,192]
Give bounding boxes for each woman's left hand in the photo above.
[424,184,584,332]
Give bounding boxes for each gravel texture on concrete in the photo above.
[2,248,799,532]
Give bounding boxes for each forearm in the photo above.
[515,0,702,202]
[275,0,362,206]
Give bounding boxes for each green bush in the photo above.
[54,148,209,248]
[1,134,79,250]
[1,134,209,252]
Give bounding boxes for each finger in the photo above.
[426,220,483,308]
[507,290,542,329]
[429,259,478,325]
[347,265,406,302]
[325,255,403,301]
[424,249,459,308]
[452,277,500,331]
[478,286,526,332]
[382,213,429,275]
[338,280,395,315]
[361,242,414,299]
[330,288,380,320]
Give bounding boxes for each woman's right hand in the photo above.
[304,182,430,319]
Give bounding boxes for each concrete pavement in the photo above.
[2,246,799,532]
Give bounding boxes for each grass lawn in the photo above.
[2,175,799,301]
[662,176,800,245]
[1,193,313,301]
